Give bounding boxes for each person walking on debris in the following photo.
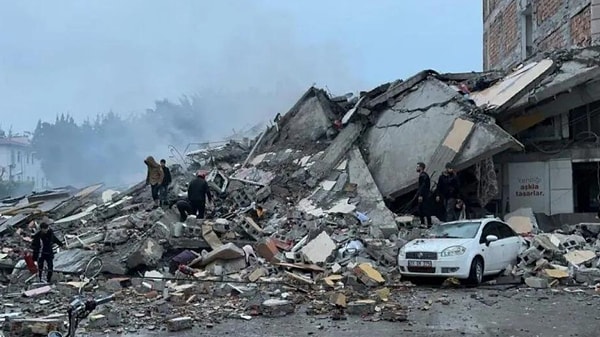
[416,162,432,227]
[144,156,164,208]
[176,170,213,221]
[436,162,460,221]
[159,159,172,207]
[31,222,64,283]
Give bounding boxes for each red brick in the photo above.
[538,27,567,51]
[536,0,564,24]
[570,5,591,47]
[256,238,280,263]
[484,1,519,70]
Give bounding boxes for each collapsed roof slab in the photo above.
[453,121,523,170]
[346,147,398,238]
[363,77,471,198]
[509,48,600,113]
[258,87,342,152]
[470,59,555,114]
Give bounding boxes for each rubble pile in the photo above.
[4,50,599,334]
[0,97,412,335]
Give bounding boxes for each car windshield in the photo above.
[428,221,481,239]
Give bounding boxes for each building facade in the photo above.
[483,1,600,216]
[483,0,599,71]
[0,136,48,190]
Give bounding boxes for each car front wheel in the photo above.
[467,257,484,285]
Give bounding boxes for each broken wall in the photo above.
[363,77,469,198]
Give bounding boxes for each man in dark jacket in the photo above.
[437,162,460,221]
[416,162,432,227]
[159,159,172,207]
[176,171,213,221]
[31,222,64,283]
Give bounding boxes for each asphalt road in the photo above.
[89,285,600,337]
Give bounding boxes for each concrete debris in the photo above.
[3,63,571,334]
[300,231,336,264]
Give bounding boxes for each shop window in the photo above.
[520,116,561,141]
[569,101,600,139]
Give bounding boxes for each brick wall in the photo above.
[483,0,592,70]
[483,0,520,70]
[571,5,592,46]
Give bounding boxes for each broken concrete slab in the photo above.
[471,59,555,112]
[564,250,596,266]
[166,316,193,332]
[504,208,538,234]
[346,299,376,316]
[347,147,398,238]
[524,277,549,289]
[354,263,385,286]
[104,228,129,245]
[23,285,52,297]
[261,299,295,317]
[54,249,96,274]
[300,231,336,264]
[202,224,223,250]
[199,243,245,267]
[126,238,164,269]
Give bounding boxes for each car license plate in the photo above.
[408,260,432,267]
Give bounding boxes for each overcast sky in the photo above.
[0,0,482,136]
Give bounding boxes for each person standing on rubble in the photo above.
[177,170,213,221]
[31,222,64,283]
[416,162,432,227]
[144,156,164,208]
[159,159,172,207]
[437,162,460,221]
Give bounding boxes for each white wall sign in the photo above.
[508,161,550,214]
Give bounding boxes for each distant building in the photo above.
[0,135,48,190]
[483,0,596,71]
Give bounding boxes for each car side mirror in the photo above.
[485,235,498,246]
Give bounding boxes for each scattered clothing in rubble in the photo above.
[31,222,64,283]
[416,162,432,227]
[436,163,460,221]
[144,156,165,206]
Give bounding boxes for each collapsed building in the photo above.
[2,46,600,335]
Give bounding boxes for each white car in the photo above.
[397,218,527,284]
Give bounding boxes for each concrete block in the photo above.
[104,229,129,245]
[87,314,108,329]
[261,299,295,317]
[248,267,268,282]
[9,319,63,336]
[346,300,376,316]
[575,267,600,284]
[354,263,385,286]
[256,238,280,263]
[524,277,549,289]
[329,292,347,307]
[300,231,336,264]
[167,316,193,332]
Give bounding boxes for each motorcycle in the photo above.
[47,294,114,337]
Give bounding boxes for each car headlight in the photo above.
[398,245,406,258]
[440,246,466,257]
